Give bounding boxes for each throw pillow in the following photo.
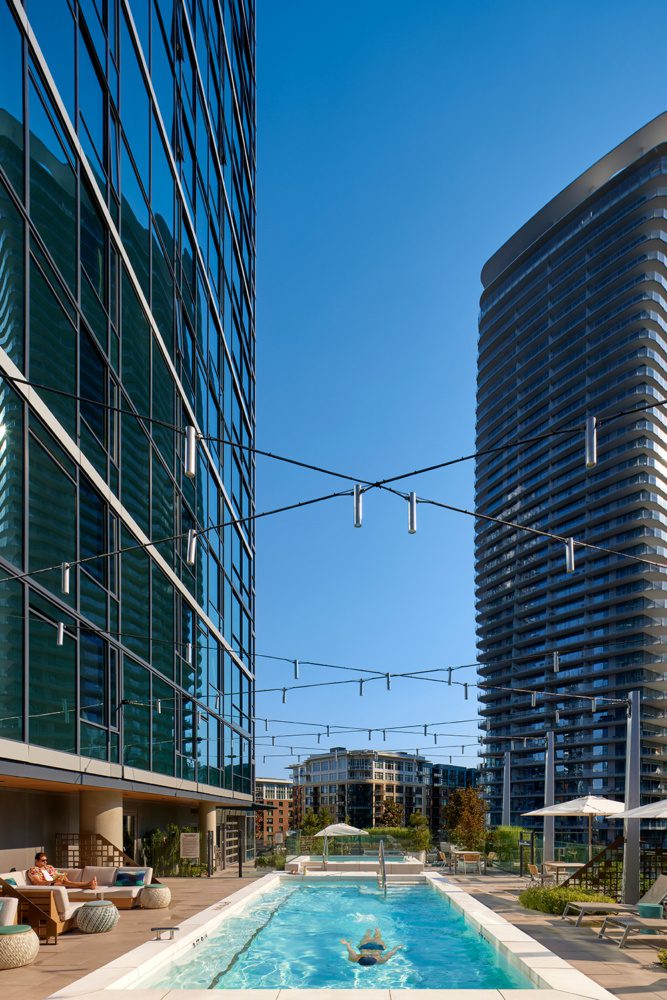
[113,869,146,887]
[3,878,17,886]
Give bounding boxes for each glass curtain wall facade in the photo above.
[0,0,255,799]
[476,117,667,830]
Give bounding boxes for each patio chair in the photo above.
[562,873,667,927]
[458,852,483,875]
[484,852,498,873]
[597,912,667,948]
[526,863,555,887]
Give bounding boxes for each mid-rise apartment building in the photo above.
[290,748,477,835]
[476,114,667,827]
[255,777,293,848]
[0,0,256,869]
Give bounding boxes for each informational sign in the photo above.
[180,832,200,860]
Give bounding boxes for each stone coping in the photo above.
[45,873,618,1000]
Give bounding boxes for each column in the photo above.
[502,752,511,826]
[199,801,217,865]
[79,789,123,851]
[543,732,555,864]
[622,690,641,904]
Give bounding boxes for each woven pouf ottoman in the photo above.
[140,884,172,909]
[0,925,40,969]
[76,900,119,934]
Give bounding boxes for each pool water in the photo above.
[143,880,533,990]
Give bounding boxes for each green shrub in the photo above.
[657,949,667,969]
[256,853,286,870]
[518,886,615,915]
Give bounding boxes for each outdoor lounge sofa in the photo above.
[0,865,154,942]
[561,874,667,926]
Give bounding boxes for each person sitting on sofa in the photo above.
[27,853,98,889]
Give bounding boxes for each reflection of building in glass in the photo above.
[290,748,477,836]
[255,778,293,847]
[476,115,667,832]
[0,0,255,870]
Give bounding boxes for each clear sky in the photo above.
[253,0,664,778]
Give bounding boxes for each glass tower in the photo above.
[0,0,255,857]
[476,115,667,831]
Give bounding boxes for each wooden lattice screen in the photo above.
[54,833,137,869]
[560,835,625,900]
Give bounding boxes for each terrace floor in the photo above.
[450,871,667,1000]
[0,870,265,1000]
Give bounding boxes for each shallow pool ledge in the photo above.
[45,872,618,1000]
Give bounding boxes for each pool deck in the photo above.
[448,872,667,1000]
[3,868,667,1000]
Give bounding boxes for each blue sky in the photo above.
[253,0,664,777]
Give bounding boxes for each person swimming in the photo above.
[341,927,402,966]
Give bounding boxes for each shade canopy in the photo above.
[523,795,625,818]
[523,795,625,862]
[314,823,369,837]
[615,799,667,820]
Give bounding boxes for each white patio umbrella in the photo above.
[523,795,625,861]
[314,823,368,858]
[615,799,667,820]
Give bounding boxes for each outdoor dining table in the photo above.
[451,850,482,873]
[543,861,585,884]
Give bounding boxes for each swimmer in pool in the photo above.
[341,927,402,966]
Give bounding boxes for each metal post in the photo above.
[502,751,511,826]
[238,824,244,879]
[543,731,555,865]
[207,830,214,878]
[622,690,641,904]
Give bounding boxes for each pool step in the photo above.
[385,875,426,885]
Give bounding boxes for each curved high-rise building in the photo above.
[476,114,667,829]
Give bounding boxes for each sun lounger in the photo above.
[598,913,667,948]
[562,873,667,926]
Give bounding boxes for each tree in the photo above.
[443,787,488,851]
[301,809,320,836]
[407,812,431,851]
[379,797,404,826]
[408,812,429,828]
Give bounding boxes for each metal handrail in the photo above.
[378,839,387,895]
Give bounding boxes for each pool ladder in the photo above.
[378,839,387,895]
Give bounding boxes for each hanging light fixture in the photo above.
[448,667,452,685]
[155,699,162,715]
[565,537,575,573]
[61,562,71,595]
[591,697,597,713]
[553,650,560,673]
[423,724,428,736]
[293,659,300,680]
[531,691,537,709]
[317,733,321,743]
[585,415,597,468]
[186,529,197,565]
[464,683,469,700]
[434,733,438,744]
[184,425,197,478]
[264,718,268,732]
[326,725,330,737]
[555,710,560,724]
[271,736,275,746]
[185,642,193,665]
[354,485,363,528]
[358,679,364,696]
[368,729,372,740]
[408,492,417,534]
[56,622,65,646]
[282,688,287,704]
[385,673,391,691]
[382,730,386,741]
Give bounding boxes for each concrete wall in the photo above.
[0,789,79,871]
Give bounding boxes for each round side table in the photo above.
[76,900,119,934]
[140,884,172,909]
[0,925,40,969]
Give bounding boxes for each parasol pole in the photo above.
[588,814,592,862]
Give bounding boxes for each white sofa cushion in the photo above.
[80,866,117,886]
[0,871,28,887]
[0,897,18,926]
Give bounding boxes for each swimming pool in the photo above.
[140,878,533,990]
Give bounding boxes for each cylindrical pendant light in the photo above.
[565,537,575,573]
[186,529,197,565]
[354,485,363,528]
[61,562,71,595]
[184,425,197,479]
[408,492,417,534]
[585,415,597,468]
[56,622,65,646]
